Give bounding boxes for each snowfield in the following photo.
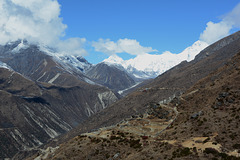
[103,41,209,79]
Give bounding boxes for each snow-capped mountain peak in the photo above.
[59,55,92,72]
[178,40,209,62]
[103,54,124,65]
[12,40,29,53]
[37,43,92,73]
[102,40,209,79]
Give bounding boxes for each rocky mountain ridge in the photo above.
[0,40,144,94]
[1,31,240,159]
[32,43,240,160]
[0,39,209,94]
[86,63,136,92]
[0,41,119,159]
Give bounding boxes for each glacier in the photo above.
[103,40,209,79]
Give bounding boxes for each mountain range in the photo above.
[28,31,240,160]
[1,38,208,94]
[34,41,240,160]
[54,31,240,141]
[0,31,240,159]
[103,40,208,79]
[0,40,119,158]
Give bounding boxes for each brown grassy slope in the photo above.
[34,51,240,160]
[165,51,240,149]
[57,31,240,144]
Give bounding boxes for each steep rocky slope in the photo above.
[3,31,240,159]
[55,31,240,144]
[0,40,140,95]
[0,41,120,159]
[59,55,92,73]
[0,41,93,86]
[0,68,69,158]
[33,48,240,160]
[0,41,119,121]
[86,63,136,92]
[0,67,118,159]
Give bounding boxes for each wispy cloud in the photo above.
[92,38,157,56]
[0,0,87,55]
[200,3,240,44]
[57,38,88,56]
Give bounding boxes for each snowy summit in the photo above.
[103,41,209,79]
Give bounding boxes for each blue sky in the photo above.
[0,0,240,64]
[57,0,240,63]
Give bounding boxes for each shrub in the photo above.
[129,139,141,149]
[172,147,192,158]
[218,153,228,159]
[230,134,236,140]
[203,137,210,143]
[179,147,192,156]
[110,135,121,140]
[233,144,240,149]
[117,131,125,137]
[90,137,101,144]
[203,148,219,155]
[105,153,110,159]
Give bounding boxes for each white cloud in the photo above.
[92,38,157,55]
[200,3,240,44]
[57,38,88,56]
[223,3,240,28]
[0,0,87,55]
[199,21,232,44]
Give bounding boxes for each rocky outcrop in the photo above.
[86,63,136,92]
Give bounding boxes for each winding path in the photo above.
[154,104,178,137]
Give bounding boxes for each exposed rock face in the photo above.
[0,42,89,86]
[0,68,68,158]
[97,91,119,109]
[0,67,118,159]
[0,42,119,159]
[86,63,136,92]
[59,55,92,73]
[195,31,240,61]
[0,41,137,94]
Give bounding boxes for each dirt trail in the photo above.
[155,104,178,137]
[85,102,178,139]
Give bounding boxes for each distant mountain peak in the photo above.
[178,40,209,62]
[12,40,29,53]
[103,54,124,64]
[58,55,92,73]
[102,41,209,79]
